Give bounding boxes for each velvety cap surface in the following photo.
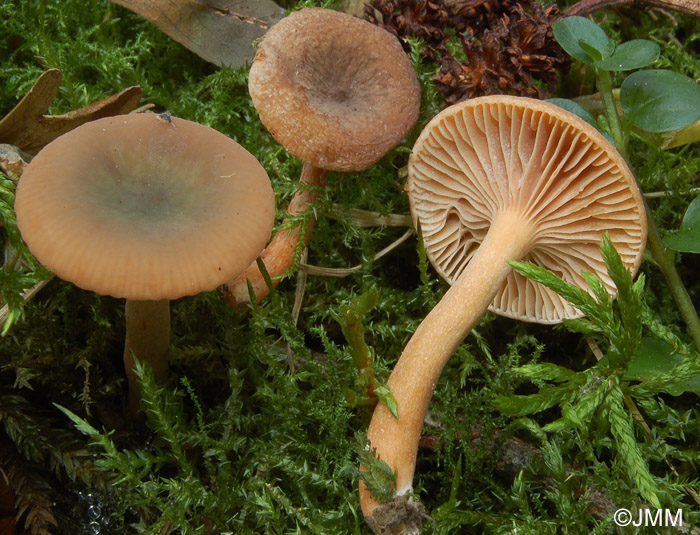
[249,7,421,172]
[15,114,275,300]
[408,96,647,323]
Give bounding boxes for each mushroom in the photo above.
[221,7,421,309]
[360,95,647,532]
[14,113,275,413]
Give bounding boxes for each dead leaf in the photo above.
[109,0,284,68]
[0,69,143,155]
[662,118,700,149]
[0,145,29,183]
[341,0,366,16]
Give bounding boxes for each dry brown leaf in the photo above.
[0,69,143,156]
[341,0,366,16]
[109,0,284,68]
[0,145,28,183]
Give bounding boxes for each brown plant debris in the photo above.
[108,0,284,68]
[566,0,700,17]
[364,0,570,104]
[0,145,28,184]
[0,69,142,156]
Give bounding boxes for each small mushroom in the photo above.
[221,7,421,309]
[360,95,647,532]
[14,113,275,413]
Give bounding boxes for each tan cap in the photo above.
[15,114,275,300]
[249,7,421,172]
[408,95,647,324]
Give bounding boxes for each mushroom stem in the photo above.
[124,299,170,415]
[360,211,536,520]
[222,163,328,309]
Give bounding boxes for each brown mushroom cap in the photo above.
[408,95,647,323]
[248,7,421,172]
[15,114,275,300]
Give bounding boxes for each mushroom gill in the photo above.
[409,98,646,323]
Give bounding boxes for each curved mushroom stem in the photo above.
[360,211,536,530]
[124,299,170,416]
[221,163,329,310]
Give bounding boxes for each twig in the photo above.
[298,229,413,277]
[291,248,308,326]
[0,277,53,330]
[566,0,700,17]
[644,187,700,199]
[328,206,413,228]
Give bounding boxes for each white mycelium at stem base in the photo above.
[360,95,647,529]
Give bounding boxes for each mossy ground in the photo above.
[1,1,700,534]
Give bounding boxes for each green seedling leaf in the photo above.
[621,69,700,133]
[578,39,605,62]
[626,337,700,396]
[546,98,597,127]
[594,40,660,71]
[552,16,613,65]
[547,99,616,144]
[664,194,700,253]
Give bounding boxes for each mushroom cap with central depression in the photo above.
[248,7,421,172]
[15,114,275,300]
[407,95,647,323]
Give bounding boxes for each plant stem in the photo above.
[644,220,700,350]
[597,69,700,351]
[597,71,627,158]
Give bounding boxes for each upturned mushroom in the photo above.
[14,113,275,413]
[221,7,421,309]
[360,95,647,533]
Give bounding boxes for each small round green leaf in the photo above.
[595,40,660,71]
[621,69,700,132]
[553,17,613,65]
[578,39,605,63]
[547,98,615,144]
[627,337,700,396]
[664,195,700,253]
[546,98,597,126]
